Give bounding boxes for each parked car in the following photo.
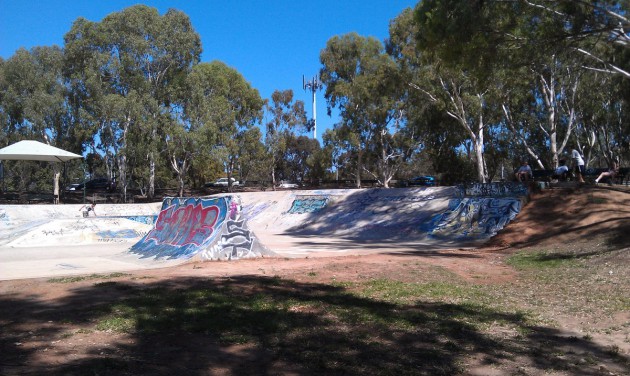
[277,181,299,189]
[407,175,436,186]
[65,183,81,191]
[205,177,240,187]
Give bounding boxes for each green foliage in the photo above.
[2,3,629,192]
[506,251,578,270]
[264,89,308,186]
[48,273,130,283]
[415,0,630,78]
[320,32,417,187]
[62,5,202,199]
[236,126,268,183]
[184,61,264,192]
[278,134,322,183]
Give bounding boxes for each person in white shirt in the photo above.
[79,203,97,217]
[571,149,585,183]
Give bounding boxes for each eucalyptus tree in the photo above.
[321,127,348,181]
[0,46,80,192]
[264,89,308,189]
[388,7,476,181]
[280,134,321,184]
[0,58,6,137]
[307,143,331,183]
[1,50,32,146]
[575,71,629,167]
[322,124,361,182]
[414,0,630,79]
[63,5,201,200]
[413,1,619,175]
[234,126,267,184]
[0,47,71,141]
[160,111,193,197]
[185,61,264,192]
[320,32,416,188]
[499,52,582,169]
[422,68,500,182]
[390,7,499,183]
[516,1,630,78]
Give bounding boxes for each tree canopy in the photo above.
[1,2,628,196]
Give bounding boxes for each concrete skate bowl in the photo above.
[0,203,162,248]
[0,182,526,279]
[0,202,180,280]
[209,182,528,257]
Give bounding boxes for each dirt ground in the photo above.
[1,185,629,375]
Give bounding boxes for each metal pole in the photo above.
[312,90,317,139]
[303,74,322,141]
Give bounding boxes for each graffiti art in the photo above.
[288,195,329,214]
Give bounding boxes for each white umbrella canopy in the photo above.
[0,140,83,162]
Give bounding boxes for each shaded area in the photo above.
[488,188,630,249]
[1,275,627,375]
[283,188,455,241]
[286,238,483,254]
[281,187,524,245]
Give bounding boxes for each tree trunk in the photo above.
[148,153,155,199]
[474,95,488,183]
[178,173,184,197]
[53,170,60,204]
[119,115,130,203]
[270,157,276,191]
[356,149,362,188]
[119,154,128,203]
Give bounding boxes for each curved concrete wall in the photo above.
[129,196,270,261]
[1,183,528,262]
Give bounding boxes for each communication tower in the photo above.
[303,75,322,140]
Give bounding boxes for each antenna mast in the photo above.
[302,74,322,140]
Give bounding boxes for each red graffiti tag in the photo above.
[148,202,221,246]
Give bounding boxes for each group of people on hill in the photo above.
[514,149,620,185]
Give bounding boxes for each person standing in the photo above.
[572,149,586,183]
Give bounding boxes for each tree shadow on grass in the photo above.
[1,275,628,375]
[500,215,630,250]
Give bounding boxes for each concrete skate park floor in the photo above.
[0,202,182,280]
[0,243,183,280]
[0,188,484,281]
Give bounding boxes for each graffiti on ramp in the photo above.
[130,196,269,260]
[429,197,523,240]
[288,195,329,214]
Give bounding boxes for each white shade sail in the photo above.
[0,140,83,163]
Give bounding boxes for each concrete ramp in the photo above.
[429,197,523,240]
[0,183,527,279]
[208,184,527,257]
[0,203,161,247]
[130,196,271,261]
[0,202,180,280]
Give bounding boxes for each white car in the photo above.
[205,177,239,187]
[65,183,81,191]
[277,182,299,189]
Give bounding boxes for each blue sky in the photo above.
[0,0,418,142]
